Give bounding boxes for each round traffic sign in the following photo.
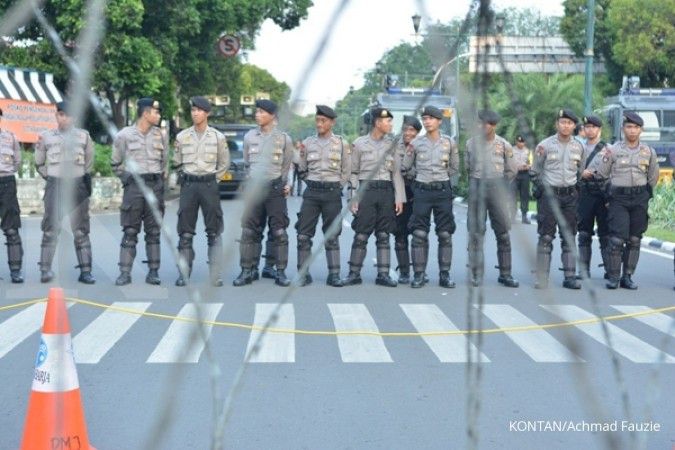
[218,35,240,57]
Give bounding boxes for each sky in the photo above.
[247,0,565,114]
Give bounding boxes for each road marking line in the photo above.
[482,305,583,362]
[541,305,675,364]
[147,303,223,363]
[611,305,675,338]
[401,304,490,363]
[0,303,73,358]
[328,304,392,363]
[73,302,151,364]
[246,303,295,363]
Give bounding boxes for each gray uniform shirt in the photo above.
[531,134,584,187]
[112,125,168,176]
[299,133,351,186]
[0,129,21,176]
[34,127,93,178]
[465,134,517,180]
[402,133,459,183]
[243,127,294,184]
[594,141,659,188]
[174,125,230,179]
[396,139,416,181]
[512,145,531,170]
[351,133,406,204]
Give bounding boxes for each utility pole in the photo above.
[583,0,596,115]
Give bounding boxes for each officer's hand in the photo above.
[283,185,291,197]
[395,202,403,215]
[582,169,593,180]
[350,201,359,214]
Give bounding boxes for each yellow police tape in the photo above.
[1,297,674,338]
[0,297,675,337]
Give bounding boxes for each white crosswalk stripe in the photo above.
[246,303,295,363]
[0,303,72,359]
[73,302,151,364]
[541,305,675,364]
[328,303,392,363]
[482,305,583,363]
[147,303,223,363]
[611,305,675,338]
[401,304,490,363]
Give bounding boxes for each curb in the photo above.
[452,197,675,256]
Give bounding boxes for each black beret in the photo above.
[557,108,578,124]
[137,97,161,111]
[190,96,212,112]
[402,115,422,132]
[516,135,525,142]
[56,101,69,112]
[370,107,393,122]
[421,105,443,120]
[315,104,336,119]
[478,109,501,124]
[255,99,277,115]
[623,110,644,127]
[583,115,603,127]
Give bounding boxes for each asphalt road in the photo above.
[1,194,674,449]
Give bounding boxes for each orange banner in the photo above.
[0,99,57,144]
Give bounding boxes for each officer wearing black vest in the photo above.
[394,115,422,284]
[0,107,24,283]
[173,96,230,287]
[294,105,350,287]
[402,106,459,288]
[595,111,659,289]
[576,114,610,279]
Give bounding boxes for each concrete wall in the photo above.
[16,177,123,215]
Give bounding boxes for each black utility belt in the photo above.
[612,185,647,195]
[0,175,16,184]
[362,180,392,189]
[305,180,341,190]
[580,181,605,191]
[414,181,451,191]
[183,173,215,182]
[550,185,576,195]
[517,170,530,174]
[139,173,162,182]
[47,175,86,181]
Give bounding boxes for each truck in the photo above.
[598,76,675,183]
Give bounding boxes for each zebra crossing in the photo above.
[0,302,673,365]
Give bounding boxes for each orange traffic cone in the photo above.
[20,287,96,450]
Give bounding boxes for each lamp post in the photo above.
[583,0,596,115]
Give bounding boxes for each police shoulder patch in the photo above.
[536,145,545,156]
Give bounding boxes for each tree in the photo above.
[0,0,312,127]
[560,0,675,87]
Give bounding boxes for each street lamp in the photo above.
[494,14,505,34]
[411,14,422,35]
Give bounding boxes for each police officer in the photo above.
[233,99,294,287]
[576,115,610,279]
[112,98,168,286]
[0,107,23,283]
[343,107,405,287]
[173,96,230,287]
[34,101,95,284]
[594,111,659,289]
[402,105,459,288]
[531,109,584,289]
[295,105,350,287]
[511,135,532,224]
[394,115,422,284]
[466,110,519,287]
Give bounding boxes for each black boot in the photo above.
[78,271,96,284]
[398,271,411,284]
[115,271,131,286]
[563,276,581,289]
[535,235,553,289]
[394,238,410,284]
[411,271,425,288]
[620,236,640,290]
[521,212,531,224]
[439,271,456,288]
[41,270,54,283]
[577,231,592,279]
[375,273,397,287]
[261,264,277,279]
[342,271,362,286]
[5,229,23,283]
[175,274,188,287]
[233,268,253,286]
[207,235,224,287]
[299,273,313,287]
[498,275,519,288]
[275,269,291,287]
[145,269,161,285]
[75,239,95,285]
[605,237,623,289]
[10,270,23,283]
[496,233,518,288]
[39,239,56,284]
[620,275,638,290]
[326,273,343,287]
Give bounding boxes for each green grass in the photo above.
[645,226,675,243]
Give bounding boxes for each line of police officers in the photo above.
[0,99,670,290]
